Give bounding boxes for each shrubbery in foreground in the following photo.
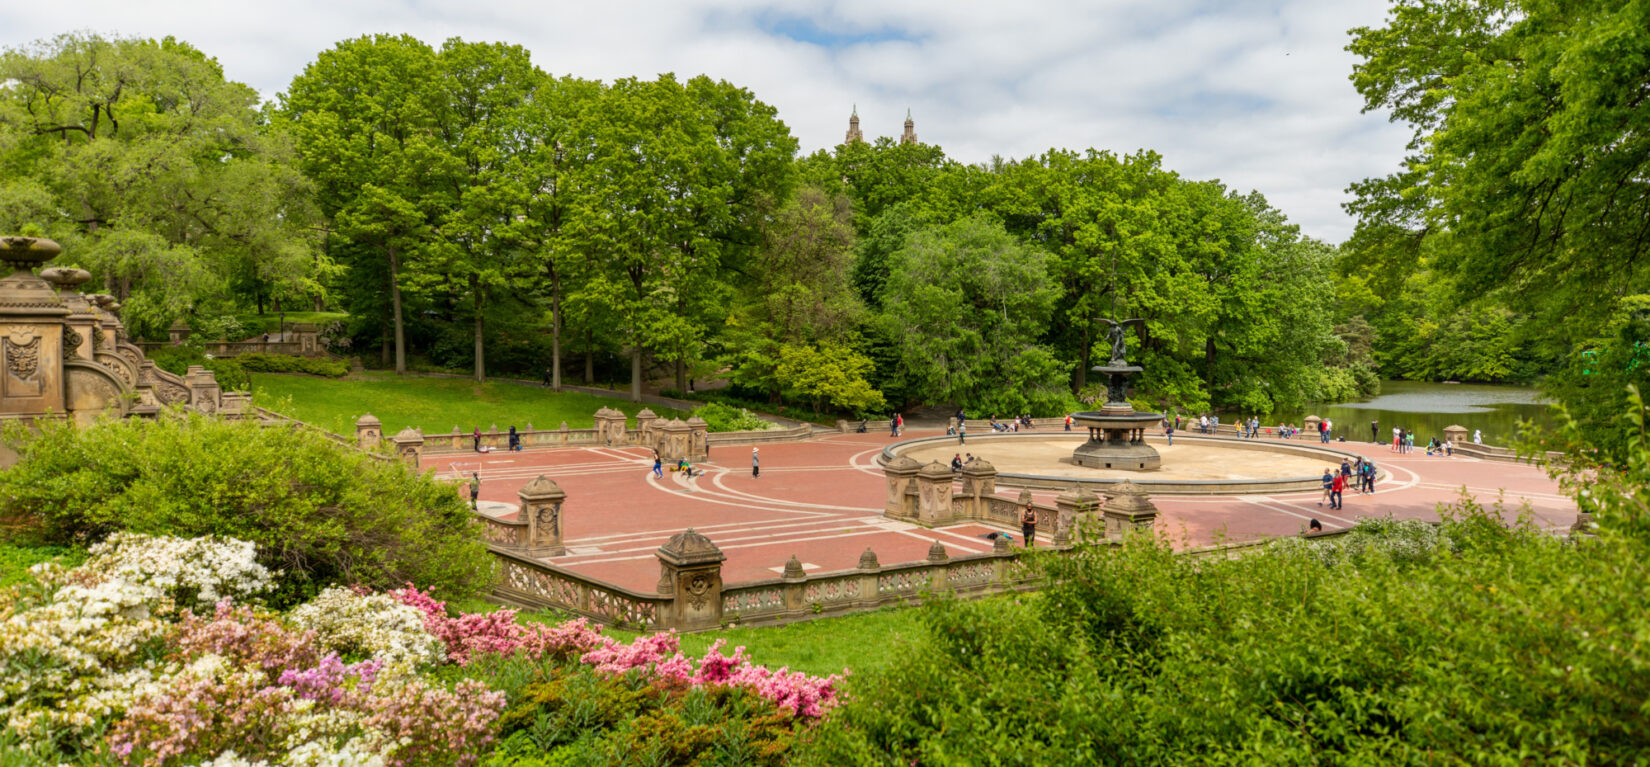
[0,412,492,604]
[797,501,1650,765]
[1,533,843,766]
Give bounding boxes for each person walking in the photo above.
[1371,419,1380,444]
[890,415,899,437]
[508,426,521,452]
[472,426,482,453]
[1473,429,1482,444]
[1362,459,1376,493]
[1200,414,1209,434]
[1065,413,1073,431]
[1164,418,1175,446]
[1021,503,1037,548]
[751,448,760,478]
[1318,468,1334,507]
[1329,471,1346,510]
[468,472,480,510]
[1392,426,1401,452]
[958,422,966,445]
[652,450,663,479]
[896,412,904,436]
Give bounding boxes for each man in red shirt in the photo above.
[1329,471,1346,510]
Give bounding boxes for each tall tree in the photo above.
[279,34,440,374]
[0,33,324,336]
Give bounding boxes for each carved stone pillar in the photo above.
[959,458,997,520]
[1054,485,1102,545]
[1443,424,1468,444]
[634,407,658,447]
[857,548,880,602]
[685,416,709,461]
[520,474,567,556]
[882,456,921,520]
[1103,480,1159,541]
[293,323,319,355]
[391,427,424,469]
[184,366,221,414]
[593,407,626,445]
[356,414,383,450]
[40,268,96,361]
[915,461,956,526]
[656,529,725,631]
[657,418,691,463]
[0,237,70,423]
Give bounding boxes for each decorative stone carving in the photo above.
[927,539,949,563]
[5,334,39,381]
[356,414,383,450]
[781,554,806,581]
[520,474,567,555]
[656,529,726,631]
[391,427,424,469]
[857,547,881,570]
[1102,480,1159,540]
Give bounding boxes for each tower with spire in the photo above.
[845,105,864,144]
[901,108,917,145]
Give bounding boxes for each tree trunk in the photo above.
[585,328,594,384]
[549,266,562,391]
[388,247,406,375]
[630,345,643,402]
[1204,336,1217,387]
[1075,323,1091,392]
[472,276,485,383]
[674,358,685,394]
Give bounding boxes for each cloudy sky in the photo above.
[1,0,1412,242]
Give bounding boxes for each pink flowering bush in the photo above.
[579,634,845,720]
[389,586,605,665]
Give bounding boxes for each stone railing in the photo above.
[491,549,668,630]
[254,406,395,463]
[718,546,1036,627]
[139,340,315,357]
[706,421,813,446]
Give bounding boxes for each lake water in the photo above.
[1264,381,1554,447]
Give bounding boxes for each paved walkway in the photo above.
[430,428,1577,592]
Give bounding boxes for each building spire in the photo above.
[845,104,864,144]
[901,108,917,145]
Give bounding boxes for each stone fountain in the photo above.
[1071,318,1163,470]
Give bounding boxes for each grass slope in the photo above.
[251,372,690,436]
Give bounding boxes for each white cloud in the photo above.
[0,0,1411,241]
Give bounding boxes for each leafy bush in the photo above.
[799,501,1650,764]
[660,389,836,426]
[0,412,492,605]
[145,345,251,392]
[691,403,777,433]
[236,352,350,378]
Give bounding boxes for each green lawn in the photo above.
[250,371,691,436]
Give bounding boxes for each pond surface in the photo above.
[1265,381,1553,447]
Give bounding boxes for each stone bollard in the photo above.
[183,366,222,415]
[1444,424,1468,444]
[1102,480,1158,541]
[356,414,382,450]
[520,475,567,556]
[926,540,950,593]
[857,548,881,602]
[593,407,626,445]
[959,457,997,520]
[915,461,956,526]
[883,456,921,520]
[392,427,424,469]
[1054,485,1102,545]
[656,529,725,631]
[685,416,709,461]
[1303,415,1321,438]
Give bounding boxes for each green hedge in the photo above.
[690,402,776,433]
[236,352,350,378]
[0,413,492,606]
[799,503,1650,764]
[145,346,250,392]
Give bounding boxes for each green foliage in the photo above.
[0,543,85,588]
[773,342,885,416]
[0,412,493,605]
[690,403,774,433]
[800,499,1650,764]
[879,216,1069,415]
[145,346,250,392]
[485,666,798,767]
[0,33,328,337]
[236,352,349,378]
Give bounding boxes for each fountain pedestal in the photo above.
[1071,364,1162,471]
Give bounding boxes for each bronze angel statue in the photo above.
[1098,318,1144,366]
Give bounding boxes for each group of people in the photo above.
[1320,455,1378,510]
[471,426,526,453]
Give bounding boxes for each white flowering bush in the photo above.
[1,533,275,748]
[288,587,444,668]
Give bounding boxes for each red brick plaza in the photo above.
[430,428,1578,592]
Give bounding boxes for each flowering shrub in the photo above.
[390,586,605,665]
[579,634,845,720]
[289,587,444,668]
